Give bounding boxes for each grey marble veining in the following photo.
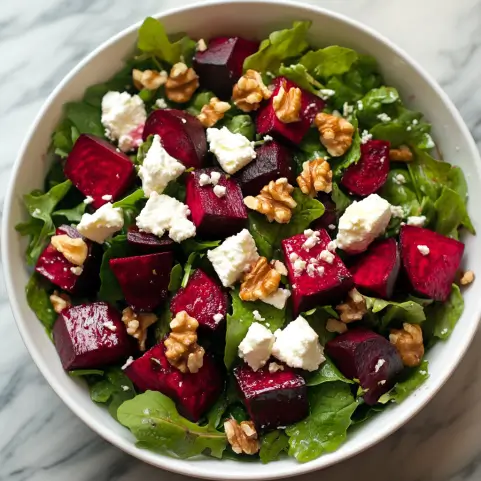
[0,0,480,480]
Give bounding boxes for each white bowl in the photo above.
[3,0,481,479]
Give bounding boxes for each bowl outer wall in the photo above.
[3,0,481,479]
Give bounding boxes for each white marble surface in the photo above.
[1,0,481,479]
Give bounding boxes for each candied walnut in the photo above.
[326,318,348,334]
[389,145,413,162]
[240,257,281,302]
[314,112,354,157]
[297,158,333,197]
[164,311,205,373]
[50,235,88,266]
[50,291,71,314]
[132,69,168,90]
[336,288,367,323]
[244,178,297,224]
[224,419,260,455]
[272,83,302,123]
[197,97,231,127]
[122,307,158,351]
[460,270,475,286]
[165,62,199,103]
[232,69,272,112]
[389,323,424,367]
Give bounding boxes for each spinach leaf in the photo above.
[168,264,183,292]
[64,102,104,138]
[356,87,400,127]
[25,273,56,332]
[52,118,80,158]
[300,46,358,79]
[434,186,475,236]
[224,115,255,140]
[364,296,426,329]
[278,64,323,96]
[113,189,146,231]
[306,357,353,387]
[331,182,352,215]
[426,284,464,340]
[52,201,86,223]
[259,430,289,464]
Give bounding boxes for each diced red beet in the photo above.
[125,341,224,421]
[127,226,174,254]
[326,328,403,405]
[109,252,173,311]
[350,238,400,299]
[185,168,247,238]
[235,140,296,196]
[35,225,102,295]
[341,140,390,196]
[170,269,228,331]
[256,77,325,145]
[400,225,464,301]
[64,134,135,209]
[193,36,259,99]
[53,302,134,370]
[282,229,354,316]
[311,193,338,230]
[142,109,207,169]
[234,363,308,430]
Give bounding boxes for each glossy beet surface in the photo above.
[326,328,403,405]
[234,363,308,430]
[127,226,174,254]
[53,302,134,370]
[125,342,224,421]
[64,134,135,209]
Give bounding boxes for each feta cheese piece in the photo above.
[101,91,146,152]
[155,98,168,109]
[361,130,372,144]
[101,194,113,201]
[238,322,275,371]
[390,205,404,218]
[407,215,426,227]
[319,249,335,264]
[268,362,284,373]
[138,134,185,197]
[302,229,321,250]
[196,38,207,52]
[70,266,83,276]
[272,316,325,372]
[213,313,224,323]
[377,112,391,122]
[136,192,196,243]
[417,244,430,256]
[207,229,259,287]
[83,196,94,205]
[336,194,392,253]
[77,203,124,244]
[213,185,227,198]
[393,173,406,185]
[210,171,221,185]
[206,127,256,174]
[262,288,291,310]
[273,260,288,276]
[252,310,265,322]
[121,356,134,370]
[199,173,211,186]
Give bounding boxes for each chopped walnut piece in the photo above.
[460,270,475,286]
[297,158,333,197]
[50,235,88,266]
[240,257,281,302]
[244,178,297,224]
[197,97,231,127]
[314,112,354,157]
[326,318,348,334]
[232,69,272,112]
[50,291,71,314]
[336,288,367,323]
[390,323,424,367]
[122,307,158,351]
[272,83,302,123]
[389,145,413,162]
[165,62,199,103]
[164,311,205,373]
[224,419,260,455]
[132,69,168,90]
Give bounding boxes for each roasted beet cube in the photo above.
[193,36,259,99]
[400,225,464,301]
[234,363,308,430]
[109,252,173,311]
[64,134,135,209]
[35,225,102,295]
[326,328,403,405]
[256,77,325,145]
[125,341,224,421]
[185,168,247,238]
[170,269,228,331]
[53,302,133,370]
[350,238,400,299]
[142,109,207,169]
[282,229,353,315]
[127,226,174,254]
[235,140,296,196]
[341,140,390,196]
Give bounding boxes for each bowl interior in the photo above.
[4,1,481,479]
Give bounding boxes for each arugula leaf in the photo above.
[434,186,475,236]
[300,46,358,79]
[181,238,221,256]
[181,252,198,288]
[426,284,464,340]
[113,189,146,231]
[356,87,400,127]
[364,296,426,329]
[168,264,183,292]
[259,430,289,464]
[224,115,255,140]
[64,102,104,138]
[52,118,80,158]
[306,357,353,386]
[25,273,56,332]
[117,390,227,458]
[278,64,323,96]
[52,201,86,223]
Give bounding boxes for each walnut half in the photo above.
[132,69,167,90]
[272,83,302,123]
[50,235,88,266]
[232,69,272,112]
[197,97,231,127]
[314,112,354,157]
[122,307,158,351]
[389,145,413,162]
[50,291,71,314]
[165,62,199,103]
[224,419,260,455]
[390,323,424,367]
[297,158,333,197]
[240,257,281,302]
[336,288,367,323]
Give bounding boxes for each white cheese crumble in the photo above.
[196,38,207,52]
[328,224,336,230]
[393,173,406,185]
[199,173,211,186]
[357,100,364,111]
[101,194,113,201]
[210,171,221,185]
[319,88,336,100]
[327,240,337,252]
[302,229,321,250]
[417,244,430,256]
[390,205,404,218]
[121,356,134,370]
[121,385,130,391]
[253,310,265,322]
[70,266,83,276]
[155,98,168,109]
[374,358,385,372]
[103,321,117,332]
[377,113,391,122]
[289,252,299,262]
[238,322,275,371]
[213,313,224,324]
[361,130,372,144]
[343,102,354,118]
[268,362,284,373]
[83,196,94,205]
[293,258,307,276]
[77,203,124,244]
[262,288,291,310]
[407,215,426,227]
[319,249,335,264]
[213,185,227,198]
[263,135,273,142]
[273,260,288,276]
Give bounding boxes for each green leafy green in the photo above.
[181,238,220,256]
[364,296,426,329]
[356,87,400,127]
[332,116,361,176]
[168,264,183,292]
[52,118,80,158]
[278,64,323,96]
[426,284,464,340]
[306,357,354,386]
[259,431,289,464]
[186,91,216,116]
[69,369,104,377]
[63,102,104,138]
[224,115,255,140]
[181,252,198,288]
[25,273,56,331]
[300,46,358,79]
[434,186,474,236]
[331,182,351,215]
[113,189,146,230]
[136,135,154,165]
[52,201,86,223]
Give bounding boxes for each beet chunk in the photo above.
[185,168,247,238]
[326,328,403,405]
[193,36,259,99]
[400,225,464,301]
[64,134,135,209]
[234,363,308,430]
[125,342,224,421]
[235,140,296,196]
[170,269,228,331]
[127,226,174,254]
[282,229,353,315]
[341,140,390,196]
[142,109,207,169]
[256,77,325,145]
[350,238,400,299]
[53,302,133,370]
[109,252,173,311]
[35,225,102,295]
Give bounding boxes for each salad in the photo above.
[17,17,475,463]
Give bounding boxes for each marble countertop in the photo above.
[1,0,480,479]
